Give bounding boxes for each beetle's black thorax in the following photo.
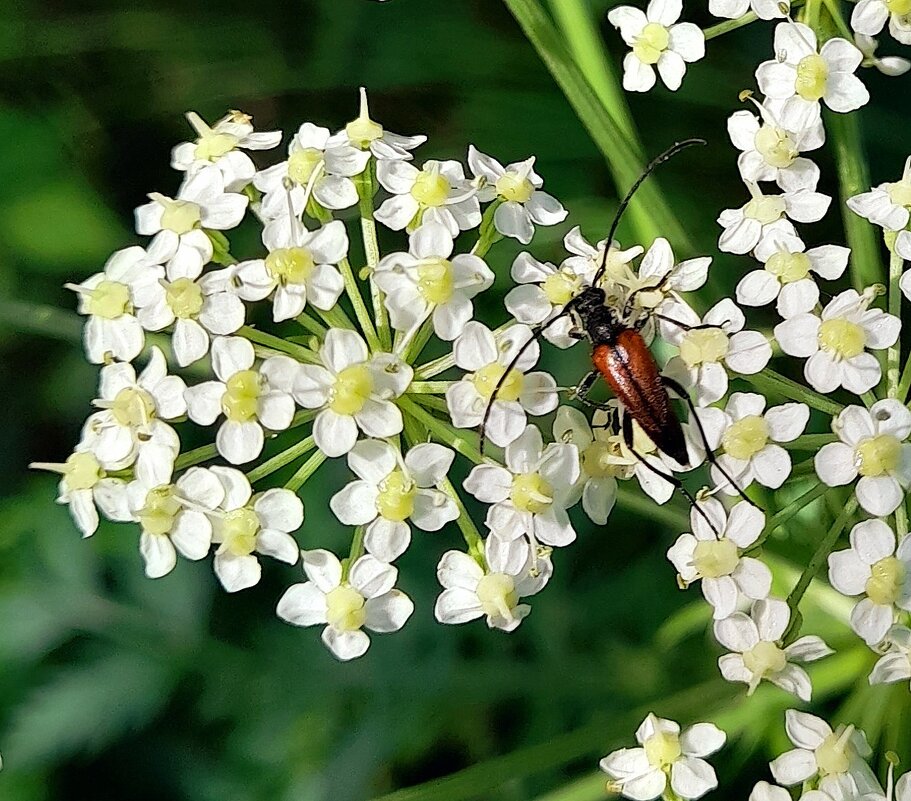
[573,287,621,345]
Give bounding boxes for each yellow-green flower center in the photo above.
[754,124,798,169]
[159,198,202,235]
[195,131,238,161]
[582,441,624,478]
[416,258,455,304]
[345,112,383,148]
[795,54,829,102]
[138,485,181,536]
[221,507,260,556]
[510,473,553,515]
[222,370,262,422]
[472,363,524,402]
[766,251,811,283]
[265,247,316,286]
[692,539,740,578]
[165,277,204,319]
[495,173,534,203]
[376,470,416,522]
[744,195,786,224]
[742,640,788,677]
[815,729,854,776]
[856,434,902,477]
[723,415,769,460]
[476,572,519,620]
[329,364,373,415]
[633,22,669,65]
[411,169,451,208]
[87,280,131,319]
[679,327,729,367]
[886,0,911,16]
[64,451,104,491]
[886,179,911,208]
[644,731,682,769]
[111,386,156,428]
[818,318,866,359]
[325,585,367,631]
[542,271,582,306]
[865,556,906,605]
[287,147,324,185]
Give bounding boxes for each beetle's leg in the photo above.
[572,370,614,411]
[623,273,673,320]
[653,314,730,333]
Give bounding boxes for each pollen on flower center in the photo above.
[815,728,854,776]
[64,451,104,491]
[325,585,367,631]
[510,472,553,514]
[679,328,729,367]
[416,258,455,304]
[411,169,451,208]
[818,318,866,359]
[472,363,524,402]
[138,485,181,536]
[743,640,787,677]
[495,173,534,203]
[795,54,829,102]
[766,251,811,283]
[856,434,902,476]
[754,124,798,169]
[329,364,373,415]
[886,179,911,208]
[287,148,324,185]
[222,369,262,422]
[222,507,260,556]
[111,386,156,427]
[165,277,204,319]
[692,539,739,578]
[865,556,906,605]
[265,247,316,285]
[643,730,682,769]
[542,271,581,305]
[582,441,624,478]
[632,22,669,65]
[743,195,786,224]
[158,197,202,235]
[376,470,416,522]
[87,280,131,319]
[476,572,519,620]
[723,415,769,460]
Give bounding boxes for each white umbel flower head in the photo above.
[599,713,725,801]
[608,0,706,93]
[710,0,788,19]
[446,322,558,448]
[870,625,911,687]
[294,328,412,458]
[330,440,458,562]
[714,597,833,701]
[276,549,414,661]
[467,146,568,243]
[184,336,296,465]
[846,157,911,231]
[852,0,911,45]
[434,535,552,632]
[815,401,911,516]
[562,226,644,308]
[667,497,771,619]
[330,87,426,162]
[774,288,901,396]
[828,519,911,646]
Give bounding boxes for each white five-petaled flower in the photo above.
[870,625,911,687]
[254,121,370,217]
[67,246,163,364]
[847,157,911,258]
[698,393,809,493]
[171,109,282,192]
[294,329,412,458]
[207,466,302,593]
[852,0,911,46]
[373,222,494,341]
[599,713,726,801]
[628,237,712,327]
[709,0,788,20]
[737,231,850,318]
[276,549,414,661]
[185,336,295,465]
[561,226,644,307]
[750,777,859,801]
[714,597,833,701]
[661,298,772,406]
[446,322,558,448]
[330,440,458,562]
[608,0,706,93]
[329,86,426,162]
[667,497,772,619]
[234,218,347,322]
[467,145,568,244]
[775,289,901,396]
[434,535,552,632]
[463,425,580,547]
[756,23,870,113]
[828,519,911,646]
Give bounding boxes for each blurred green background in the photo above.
[2,1,910,799]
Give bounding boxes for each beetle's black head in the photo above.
[571,285,622,344]
[572,286,607,319]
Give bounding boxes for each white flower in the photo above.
[254,122,370,216]
[561,225,644,308]
[374,158,481,236]
[599,713,725,801]
[185,336,295,464]
[293,329,412,458]
[630,237,711,325]
[661,298,772,406]
[751,777,858,801]
[373,222,494,341]
[446,322,558,448]
[463,425,580,547]
[667,497,772,619]
[276,549,414,661]
[828,519,911,646]
[608,0,706,93]
[697,393,809,493]
[467,146,568,243]
[329,86,426,162]
[234,218,347,322]
[434,535,552,632]
[756,23,869,113]
[737,231,850,318]
[769,710,877,793]
[774,289,901,396]
[870,625,911,686]
[846,156,911,231]
[854,33,911,76]
[66,246,163,364]
[207,466,302,592]
[852,0,911,46]
[330,440,458,562]
[717,183,830,255]
[709,0,787,20]
[714,597,832,701]
[171,110,282,192]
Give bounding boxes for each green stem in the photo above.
[409,381,454,394]
[358,165,391,351]
[704,0,806,39]
[410,393,451,415]
[414,320,515,379]
[344,526,366,579]
[284,449,328,492]
[398,396,486,466]
[174,443,218,471]
[472,199,504,258]
[246,435,316,484]
[780,434,838,451]
[296,313,327,338]
[402,316,437,364]
[888,247,904,398]
[238,326,320,364]
[820,0,855,40]
[314,303,357,332]
[900,355,911,403]
[748,368,844,415]
[746,481,830,554]
[439,476,486,564]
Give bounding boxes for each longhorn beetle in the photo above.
[479,139,758,521]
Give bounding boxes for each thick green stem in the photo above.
[780,434,838,451]
[246,435,316,484]
[284,449,328,492]
[439,476,486,565]
[398,396,486,466]
[888,248,904,398]
[174,443,218,471]
[296,313,327,338]
[472,200,504,258]
[409,381,454,394]
[238,326,320,364]
[748,368,844,415]
[357,165,391,351]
